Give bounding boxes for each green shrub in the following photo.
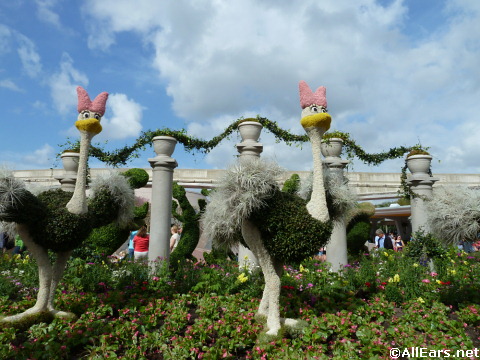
[346,221,370,255]
[282,174,300,194]
[122,168,149,189]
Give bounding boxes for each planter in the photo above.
[406,154,432,175]
[152,136,177,157]
[321,138,343,158]
[61,152,80,175]
[238,121,262,143]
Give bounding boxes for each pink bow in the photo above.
[299,80,327,109]
[77,86,109,116]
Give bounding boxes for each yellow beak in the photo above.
[300,113,331,131]
[75,118,102,135]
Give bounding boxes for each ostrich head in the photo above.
[76,86,108,135]
[299,80,331,135]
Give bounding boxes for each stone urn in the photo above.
[61,151,80,175]
[152,136,177,157]
[238,121,262,143]
[406,154,432,175]
[321,138,343,158]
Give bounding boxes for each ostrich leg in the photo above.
[1,224,53,322]
[47,251,75,318]
[242,220,283,335]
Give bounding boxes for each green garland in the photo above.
[59,117,422,168]
[57,116,430,199]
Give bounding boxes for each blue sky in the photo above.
[1,0,480,174]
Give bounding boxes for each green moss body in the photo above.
[0,188,120,253]
[249,190,333,264]
[170,183,203,268]
[78,169,148,259]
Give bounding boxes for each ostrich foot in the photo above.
[48,309,77,320]
[258,317,309,341]
[0,307,76,328]
[282,317,308,337]
[0,309,54,330]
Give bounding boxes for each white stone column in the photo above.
[55,152,80,192]
[148,136,178,265]
[236,121,263,270]
[322,138,349,272]
[408,177,438,234]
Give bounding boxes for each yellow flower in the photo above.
[299,265,305,272]
[436,280,442,284]
[448,269,456,275]
[413,263,419,267]
[393,274,400,282]
[388,277,393,283]
[450,259,455,264]
[464,261,468,265]
[383,252,389,257]
[237,273,248,283]
[417,297,425,304]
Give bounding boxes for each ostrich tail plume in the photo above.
[89,171,135,227]
[202,158,284,248]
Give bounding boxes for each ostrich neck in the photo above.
[307,127,330,222]
[66,131,93,215]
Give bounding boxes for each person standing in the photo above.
[133,225,149,261]
[12,234,25,255]
[127,229,138,260]
[0,232,5,253]
[169,225,180,251]
[375,229,393,250]
[394,235,405,252]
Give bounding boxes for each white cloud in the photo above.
[0,79,22,92]
[82,0,480,173]
[16,34,42,78]
[49,53,89,115]
[97,93,143,140]
[35,0,62,28]
[0,24,12,53]
[22,144,55,166]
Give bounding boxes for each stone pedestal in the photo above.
[148,136,178,265]
[236,121,263,270]
[322,138,349,272]
[55,152,80,192]
[407,174,438,234]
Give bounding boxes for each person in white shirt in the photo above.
[169,225,181,251]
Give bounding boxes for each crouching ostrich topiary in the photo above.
[0,87,134,324]
[203,81,355,336]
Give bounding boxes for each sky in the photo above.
[1,0,480,175]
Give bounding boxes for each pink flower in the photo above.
[422,279,430,283]
[430,272,438,277]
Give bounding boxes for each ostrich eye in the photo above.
[82,111,90,119]
[94,113,101,120]
[311,106,318,112]
[321,107,328,113]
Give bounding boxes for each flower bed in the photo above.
[0,249,479,359]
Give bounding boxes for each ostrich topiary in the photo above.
[203,81,355,336]
[170,182,207,269]
[0,87,134,324]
